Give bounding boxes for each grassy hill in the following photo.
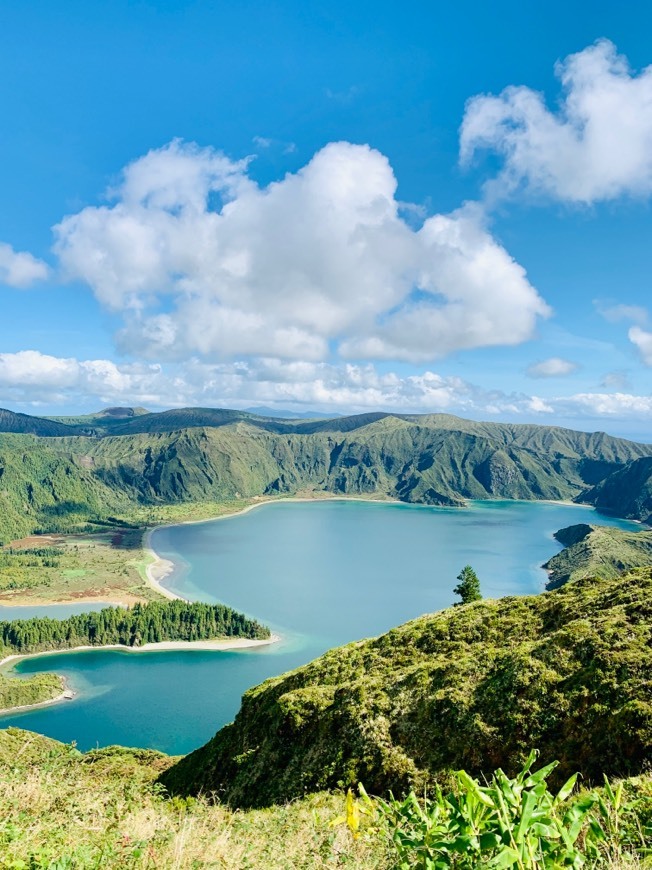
[1,406,652,543]
[583,456,652,524]
[160,568,652,809]
[544,523,652,588]
[0,728,387,869]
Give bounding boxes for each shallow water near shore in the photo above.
[0,499,641,753]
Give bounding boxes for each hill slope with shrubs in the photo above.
[161,568,652,809]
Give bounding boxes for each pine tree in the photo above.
[453,565,482,605]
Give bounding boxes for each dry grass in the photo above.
[0,729,390,869]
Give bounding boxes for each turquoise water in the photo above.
[0,500,641,753]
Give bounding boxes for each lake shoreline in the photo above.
[142,493,595,600]
[0,634,280,715]
[0,633,281,671]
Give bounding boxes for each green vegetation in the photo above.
[0,732,649,868]
[160,568,652,809]
[0,728,388,869]
[453,565,482,604]
[584,456,652,525]
[0,673,64,711]
[0,528,161,604]
[349,752,652,868]
[0,600,270,657]
[545,524,652,588]
[2,407,652,544]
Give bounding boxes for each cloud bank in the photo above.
[54,140,549,363]
[461,39,652,203]
[1,349,651,425]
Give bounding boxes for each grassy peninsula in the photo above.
[544,523,652,588]
[0,672,65,712]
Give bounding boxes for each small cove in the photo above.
[0,499,642,753]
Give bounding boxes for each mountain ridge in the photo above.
[1,406,651,543]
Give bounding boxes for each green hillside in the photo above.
[0,433,128,543]
[1,407,652,543]
[0,408,75,437]
[583,456,652,524]
[160,568,652,809]
[544,523,652,588]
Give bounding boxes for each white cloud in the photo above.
[0,350,166,406]
[526,357,579,378]
[53,140,549,364]
[629,326,652,365]
[595,301,648,324]
[0,242,49,288]
[2,350,652,426]
[554,391,652,417]
[461,40,652,203]
[601,370,630,390]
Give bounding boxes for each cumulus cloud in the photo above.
[2,350,652,426]
[460,39,652,203]
[0,350,167,406]
[526,357,579,378]
[0,242,49,287]
[629,326,652,365]
[53,140,549,363]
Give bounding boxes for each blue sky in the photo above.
[1,0,652,439]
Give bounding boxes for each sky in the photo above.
[1,0,652,439]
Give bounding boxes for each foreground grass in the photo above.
[1,729,649,868]
[0,728,390,869]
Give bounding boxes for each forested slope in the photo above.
[582,456,652,524]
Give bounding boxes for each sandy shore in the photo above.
[0,633,281,670]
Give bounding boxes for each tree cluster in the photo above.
[0,600,270,655]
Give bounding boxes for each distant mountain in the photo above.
[0,408,75,437]
[582,456,652,524]
[244,406,338,420]
[1,406,652,542]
